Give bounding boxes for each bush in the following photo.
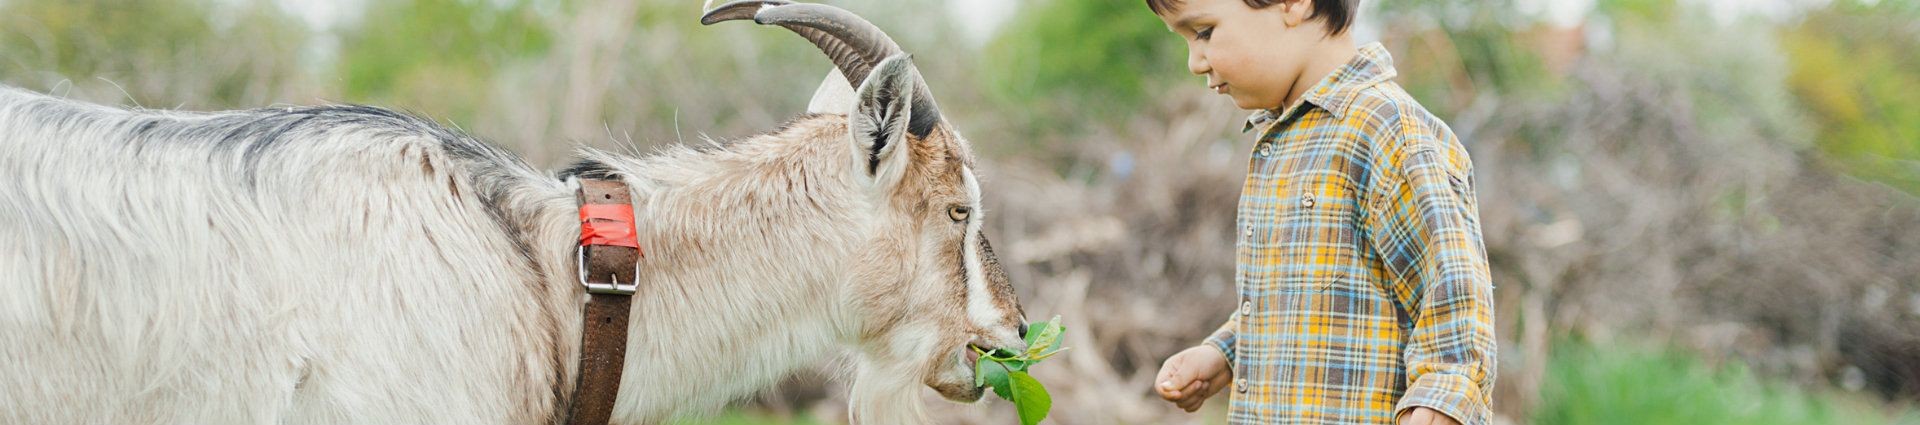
[1538,338,1918,425]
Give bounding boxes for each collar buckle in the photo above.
[576,248,639,295]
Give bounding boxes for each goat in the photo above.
[0,1,1026,424]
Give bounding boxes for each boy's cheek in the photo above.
[1209,46,1279,106]
[1219,67,1281,109]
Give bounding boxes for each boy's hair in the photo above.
[1145,0,1357,36]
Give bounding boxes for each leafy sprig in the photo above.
[973,315,1068,425]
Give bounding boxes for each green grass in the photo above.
[1537,339,1920,425]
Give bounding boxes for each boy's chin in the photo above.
[1228,93,1280,111]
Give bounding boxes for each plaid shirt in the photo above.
[1203,43,1496,424]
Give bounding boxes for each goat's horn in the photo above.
[701,0,943,137]
[700,1,863,85]
[698,0,790,25]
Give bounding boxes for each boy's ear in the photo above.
[1281,0,1310,27]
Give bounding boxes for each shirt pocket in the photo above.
[1243,172,1365,293]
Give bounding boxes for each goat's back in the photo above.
[0,87,569,424]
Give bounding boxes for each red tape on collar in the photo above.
[579,204,641,251]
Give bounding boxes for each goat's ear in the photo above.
[847,54,917,188]
[808,67,857,114]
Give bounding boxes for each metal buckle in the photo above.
[576,248,638,295]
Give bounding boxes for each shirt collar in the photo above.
[1244,42,1399,133]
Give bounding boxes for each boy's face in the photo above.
[1157,0,1321,110]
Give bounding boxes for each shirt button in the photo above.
[1235,378,1249,393]
[1241,300,1252,315]
[1255,144,1273,157]
[1243,228,1253,238]
[1301,193,1316,208]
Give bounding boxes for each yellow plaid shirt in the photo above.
[1204,43,1496,424]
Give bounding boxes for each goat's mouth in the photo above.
[926,343,991,403]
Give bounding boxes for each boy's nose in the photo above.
[1187,48,1210,76]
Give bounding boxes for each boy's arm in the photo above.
[1201,312,1238,363]
[1369,144,1497,425]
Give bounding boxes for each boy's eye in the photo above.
[1196,27,1214,40]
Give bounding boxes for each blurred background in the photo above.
[4,0,1917,423]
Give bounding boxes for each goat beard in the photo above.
[847,357,931,425]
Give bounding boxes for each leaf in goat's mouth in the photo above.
[972,315,1067,425]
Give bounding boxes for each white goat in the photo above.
[0,2,1027,424]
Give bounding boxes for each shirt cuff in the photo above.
[1394,372,1490,425]
[1203,326,1237,364]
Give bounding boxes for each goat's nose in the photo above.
[1017,322,1029,339]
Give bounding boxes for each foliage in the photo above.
[0,0,309,108]
[1595,0,1677,21]
[336,0,556,122]
[1782,2,1920,194]
[981,0,1185,134]
[1537,338,1920,425]
[1356,0,1561,119]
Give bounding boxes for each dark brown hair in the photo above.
[1144,0,1357,36]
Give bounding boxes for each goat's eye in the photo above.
[948,206,971,222]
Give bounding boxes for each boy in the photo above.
[1144,0,1497,424]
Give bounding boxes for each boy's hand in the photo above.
[1398,407,1461,425]
[1154,345,1232,412]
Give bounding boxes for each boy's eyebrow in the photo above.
[1170,13,1210,30]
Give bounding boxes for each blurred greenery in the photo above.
[1374,0,1563,118]
[0,0,308,108]
[1783,1,1920,194]
[1598,0,1678,20]
[1538,338,1920,425]
[337,0,555,121]
[982,0,1184,136]
[0,0,213,79]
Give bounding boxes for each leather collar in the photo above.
[566,178,642,425]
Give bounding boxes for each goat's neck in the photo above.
[612,209,857,422]
[541,137,867,422]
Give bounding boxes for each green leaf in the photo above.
[1009,371,1052,425]
[977,358,1014,400]
[1024,315,1065,358]
[973,316,1068,423]
[1029,346,1069,362]
[974,354,994,387]
[985,348,1022,361]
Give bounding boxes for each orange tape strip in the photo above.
[579,204,640,250]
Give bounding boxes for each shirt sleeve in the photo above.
[1202,312,1239,364]
[1368,147,1497,425]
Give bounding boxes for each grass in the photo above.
[1537,338,1920,425]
